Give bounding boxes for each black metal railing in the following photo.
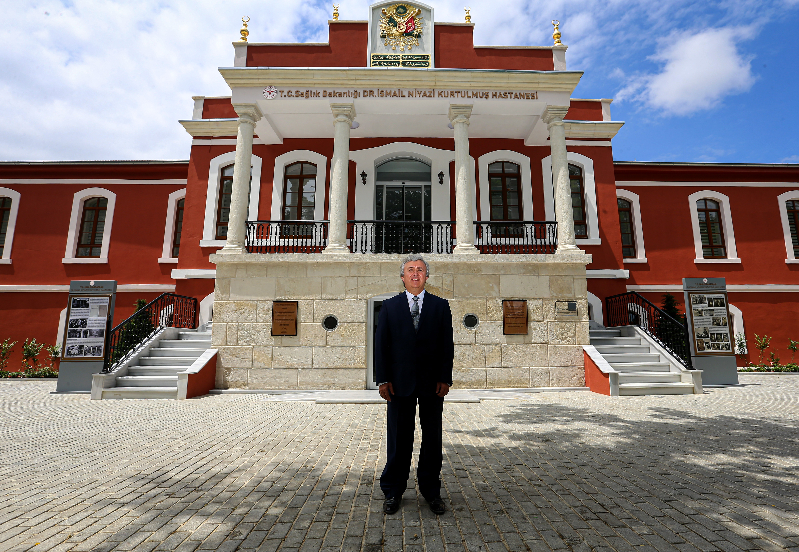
[348,220,454,254]
[244,220,559,254]
[605,291,693,369]
[246,220,329,253]
[474,221,558,254]
[103,293,198,373]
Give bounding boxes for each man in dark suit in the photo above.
[375,254,454,515]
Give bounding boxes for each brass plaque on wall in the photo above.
[271,301,299,336]
[503,300,528,335]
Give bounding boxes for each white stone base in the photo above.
[209,252,591,390]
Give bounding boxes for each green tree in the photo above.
[661,293,686,324]
[111,299,156,366]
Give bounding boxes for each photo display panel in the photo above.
[688,292,733,356]
[62,295,111,360]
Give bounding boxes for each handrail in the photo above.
[605,291,693,369]
[473,221,557,254]
[102,293,198,373]
[348,220,454,254]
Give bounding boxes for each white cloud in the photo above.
[781,155,799,163]
[617,27,756,115]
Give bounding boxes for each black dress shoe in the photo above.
[427,497,446,515]
[383,497,400,515]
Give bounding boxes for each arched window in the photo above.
[696,198,726,259]
[0,196,11,257]
[282,162,317,221]
[569,164,587,238]
[617,198,636,258]
[77,197,108,258]
[786,199,799,258]
[487,162,522,221]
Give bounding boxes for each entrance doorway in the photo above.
[375,158,432,253]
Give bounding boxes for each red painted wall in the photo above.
[565,101,604,122]
[246,22,369,68]
[202,99,237,119]
[434,25,554,70]
[584,350,610,395]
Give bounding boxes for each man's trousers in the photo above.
[379,391,444,501]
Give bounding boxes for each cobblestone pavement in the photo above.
[1,375,798,552]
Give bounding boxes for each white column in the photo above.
[323,103,356,255]
[542,106,579,254]
[218,103,262,255]
[449,104,478,254]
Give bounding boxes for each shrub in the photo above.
[21,338,44,371]
[0,339,16,372]
[754,334,771,366]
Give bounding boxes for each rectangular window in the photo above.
[0,196,10,257]
[569,164,588,239]
[172,198,185,258]
[787,200,799,257]
[215,165,234,240]
[282,162,317,237]
[76,197,108,258]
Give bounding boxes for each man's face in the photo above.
[401,260,428,295]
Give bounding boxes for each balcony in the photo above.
[245,220,558,254]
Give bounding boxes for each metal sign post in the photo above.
[683,277,737,385]
[56,280,117,393]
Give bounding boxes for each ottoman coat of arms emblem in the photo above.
[379,4,424,51]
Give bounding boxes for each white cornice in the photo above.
[618,181,799,187]
[219,67,583,92]
[0,179,187,185]
[586,269,629,279]
[180,119,239,137]
[171,269,217,279]
[628,284,799,293]
[0,284,176,292]
[563,121,624,139]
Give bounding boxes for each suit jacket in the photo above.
[374,291,454,396]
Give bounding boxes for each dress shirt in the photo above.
[405,289,425,314]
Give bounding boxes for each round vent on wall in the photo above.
[463,314,479,329]
[322,315,339,331]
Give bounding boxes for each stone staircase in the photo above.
[589,327,698,395]
[99,326,212,399]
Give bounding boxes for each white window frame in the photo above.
[542,152,600,245]
[63,188,116,264]
[269,150,328,221]
[778,190,799,264]
[688,190,740,263]
[158,188,187,263]
[0,187,21,264]
[201,151,262,247]
[616,189,647,263]
[478,150,533,223]
[728,303,747,354]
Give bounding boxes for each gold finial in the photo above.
[464,7,471,23]
[239,16,250,42]
[552,20,562,46]
[333,4,339,20]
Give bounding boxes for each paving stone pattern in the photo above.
[1,375,798,551]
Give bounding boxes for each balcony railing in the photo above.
[245,220,558,254]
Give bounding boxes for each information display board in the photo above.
[688,292,733,355]
[62,295,112,360]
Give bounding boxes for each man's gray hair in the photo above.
[400,254,430,277]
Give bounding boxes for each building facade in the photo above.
[1,2,797,385]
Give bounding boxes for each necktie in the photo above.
[411,296,420,331]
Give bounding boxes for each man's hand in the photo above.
[436,382,450,398]
[379,382,395,402]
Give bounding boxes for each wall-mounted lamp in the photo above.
[360,171,367,185]
[438,171,444,185]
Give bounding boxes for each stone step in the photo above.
[590,337,642,346]
[158,339,209,348]
[179,331,211,341]
[128,366,186,376]
[147,347,206,357]
[618,371,681,384]
[618,382,696,396]
[608,362,673,372]
[100,387,178,400]
[115,376,178,388]
[601,353,662,364]
[138,356,198,366]
[589,329,622,338]
[593,345,651,355]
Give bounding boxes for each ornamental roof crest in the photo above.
[379,3,424,52]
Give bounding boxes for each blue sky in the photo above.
[1,0,797,163]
